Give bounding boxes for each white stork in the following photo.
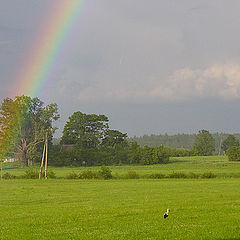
[164,209,170,219]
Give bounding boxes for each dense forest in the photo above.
[130,133,240,154]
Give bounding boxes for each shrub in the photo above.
[232,173,240,178]
[168,172,188,178]
[226,146,240,161]
[65,172,79,179]
[125,171,139,179]
[188,172,200,179]
[201,172,216,178]
[98,166,112,179]
[80,170,98,179]
[2,172,16,179]
[46,170,56,179]
[148,173,166,179]
[23,168,39,179]
[22,168,56,179]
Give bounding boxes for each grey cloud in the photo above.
[75,62,240,102]
[2,0,240,136]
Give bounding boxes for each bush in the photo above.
[23,168,39,179]
[226,146,240,161]
[168,172,188,178]
[65,172,79,179]
[46,170,56,179]
[79,170,98,179]
[2,172,16,179]
[188,172,200,179]
[125,171,139,179]
[98,166,112,179]
[201,172,216,178]
[148,173,166,179]
[22,168,56,179]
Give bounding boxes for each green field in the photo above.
[1,156,240,239]
[3,155,240,178]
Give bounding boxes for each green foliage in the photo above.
[22,168,56,179]
[168,172,188,178]
[130,133,196,148]
[193,129,215,156]
[226,146,240,161]
[65,172,79,179]
[102,130,127,146]
[45,169,56,179]
[188,172,199,179]
[148,173,166,179]
[2,172,16,179]
[23,168,39,179]
[0,95,59,166]
[135,145,170,165]
[98,166,112,179]
[60,111,109,148]
[201,172,216,178]
[130,133,238,155]
[79,170,98,179]
[125,171,139,179]
[222,135,239,152]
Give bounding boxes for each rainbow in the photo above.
[16,0,86,97]
[1,0,87,160]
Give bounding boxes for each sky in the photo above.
[1,0,240,137]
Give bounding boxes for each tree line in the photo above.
[1,95,240,167]
[130,132,240,154]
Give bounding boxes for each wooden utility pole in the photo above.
[39,132,48,179]
[0,160,2,180]
[44,132,48,179]
[218,133,223,155]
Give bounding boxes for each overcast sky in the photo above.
[1,0,240,137]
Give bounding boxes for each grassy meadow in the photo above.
[3,155,240,178]
[0,156,240,239]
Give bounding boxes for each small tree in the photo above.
[193,130,215,156]
[226,146,240,161]
[222,135,239,152]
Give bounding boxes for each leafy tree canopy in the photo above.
[221,134,239,152]
[0,95,59,166]
[60,111,109,148]
[193,129,215,156]
[102,129,128,147]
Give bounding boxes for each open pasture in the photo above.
[3,155,240,178]
[0,178,240,239]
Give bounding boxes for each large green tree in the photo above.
[0,95,59,166]
[193,129,215,156]
[60,111,109,148]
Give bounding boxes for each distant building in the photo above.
[61,144,76,150]
[4,158,17,163]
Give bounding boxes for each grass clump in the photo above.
[65,172,79,179]
[22,168,39,179]
[124,170,139,179]
[79,169,98,179]
[22,168,56,179]
[201,172,216,178]
[1,172,16,179]
[188,172,200,179]
[148,173,166,179]
[168,172,188,179]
